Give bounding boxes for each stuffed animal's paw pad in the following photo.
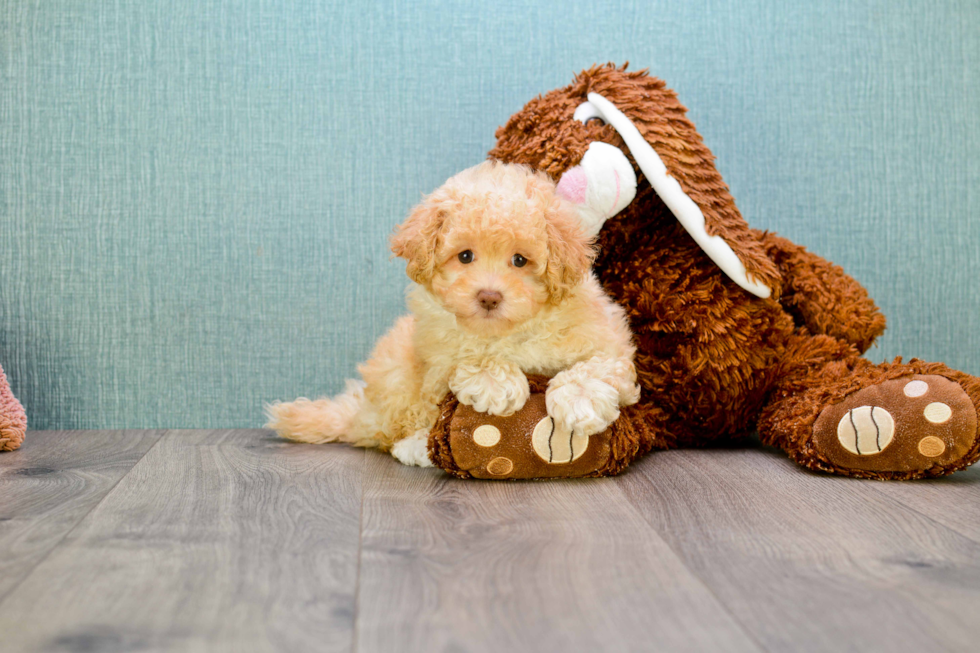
[531,416,589,464]
[835,406,895,455]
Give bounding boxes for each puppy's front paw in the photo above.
[391,429,434,467]
[546,377,621,437]
[450,362,530,416]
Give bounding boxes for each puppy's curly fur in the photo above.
[267,161,639,466]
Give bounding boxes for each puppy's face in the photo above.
[391,162,594,337]
[430,210,550,336]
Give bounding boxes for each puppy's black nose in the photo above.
[477,290,503,311]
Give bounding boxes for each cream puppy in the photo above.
[267,161,639,466]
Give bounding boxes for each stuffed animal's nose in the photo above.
[477,290,503,311]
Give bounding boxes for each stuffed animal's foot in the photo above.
[391,428,434,467]
[428,375,644,479]
[449,361,529,417]
[812,375,978,477]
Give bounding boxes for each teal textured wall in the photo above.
[1,0,978,429]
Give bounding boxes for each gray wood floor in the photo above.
[1,430,979,653]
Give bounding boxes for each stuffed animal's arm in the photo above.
[758,230,886,353]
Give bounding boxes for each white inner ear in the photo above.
[581,93,771,299]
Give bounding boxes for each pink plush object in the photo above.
[0,362,26,452]
[556,167,589,204]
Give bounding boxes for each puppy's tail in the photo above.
[265,379,372,446]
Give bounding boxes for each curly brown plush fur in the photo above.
[0,362,26,452]
[484,64,980,480]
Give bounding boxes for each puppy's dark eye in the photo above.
[458,250,474,264]
[511,254,527,268]
[585,116,606,127]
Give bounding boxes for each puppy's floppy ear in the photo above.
[390,194,447,285]
[543,198,596,304]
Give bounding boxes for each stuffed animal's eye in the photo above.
[573,100,605,126]
[458,250,474,264]
[511,254,527,268]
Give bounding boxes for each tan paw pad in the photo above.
[472,424,501,447]
[924,402,952,424]
[904,380,929,397]
[531,417,589,463]
[918,436,946,458]
[486,457,514,476]
[836,406,895,455]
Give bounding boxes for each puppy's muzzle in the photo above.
[477,290,503,311]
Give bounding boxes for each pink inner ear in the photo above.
[556,167,588,205]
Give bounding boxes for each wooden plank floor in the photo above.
[1,430,979,653]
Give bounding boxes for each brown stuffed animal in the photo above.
[428,64,980,481]
[0,362,26,452]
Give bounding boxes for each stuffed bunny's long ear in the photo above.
[563,80,781,299]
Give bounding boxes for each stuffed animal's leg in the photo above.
[758,335,980,479]
[758,231,886,353]
[429,375,668,479]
